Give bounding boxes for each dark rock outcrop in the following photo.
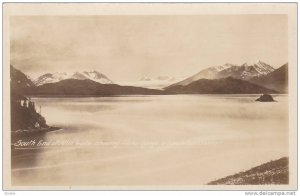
[10,66,49,131]
[256,94,275,102]
[11,93,48,131]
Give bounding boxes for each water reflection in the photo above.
[11,95,289,186]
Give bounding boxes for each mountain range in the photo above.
[165,77,277,94]
[10,66,162,96]
[32,79,163,96]
[120,76,181,89]
[10,61,288,96]
[34,71,113,86]
[169,61,275,87]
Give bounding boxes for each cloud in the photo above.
[10,15,288,81]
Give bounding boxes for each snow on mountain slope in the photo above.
[252,61,275,75]
[168,63,238,87]
[34,71,113,86]
[119,76,181,89]
[169,61,275,87]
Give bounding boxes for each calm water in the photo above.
[12,95,289,186]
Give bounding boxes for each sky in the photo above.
[10,15,288,82]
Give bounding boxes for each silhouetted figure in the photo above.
[24,99,28,108]
[28,100,35,112]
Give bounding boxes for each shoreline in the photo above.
[11,126,62,137]
[26,93,288,99]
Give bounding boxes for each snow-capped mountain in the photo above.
[169,61,275,87]
[34,71,113,86]
[140,76,177,82]
[119,76,181,89]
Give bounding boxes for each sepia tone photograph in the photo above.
[3,3,297,190]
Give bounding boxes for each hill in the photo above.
[31,79,163,96]
[208,157,288,185]
[10,65,35,93]
[165,77,278,94]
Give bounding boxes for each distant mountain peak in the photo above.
[168,61,275,87]
[241,62,249,67]
[34,70,113,86]
[120,76,180,90]
[139,76,176,82]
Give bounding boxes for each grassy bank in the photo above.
[208,157,288,185]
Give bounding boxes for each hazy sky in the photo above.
[10,15,287,81]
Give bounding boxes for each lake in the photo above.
[11,95,289,186]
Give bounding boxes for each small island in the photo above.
[256,94,275,102]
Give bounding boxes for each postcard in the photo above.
[3,3,297,190]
